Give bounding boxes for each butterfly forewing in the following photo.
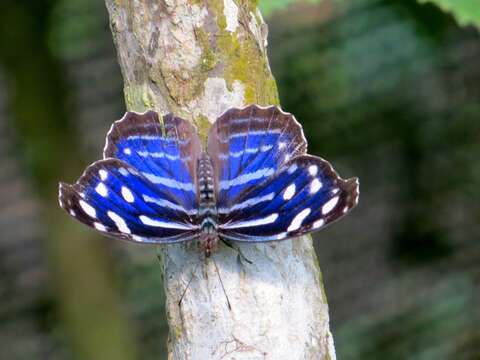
[208,105,307,212]
[215,153,359,241]
[104,111,202,215]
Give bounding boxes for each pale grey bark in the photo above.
[104,1,336,358]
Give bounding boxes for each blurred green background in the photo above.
[0,0,479,359]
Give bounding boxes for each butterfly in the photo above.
[58,105,359,257]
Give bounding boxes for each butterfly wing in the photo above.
[208,105,307,209]
[59,159,200,243]
[59,111,202,243]
[104,111,201,216]
[217,155,359,241]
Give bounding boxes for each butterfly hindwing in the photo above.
[58,158,200,243]
[104,111,202,215]
[208,105,307,207]
[218,155,359,242]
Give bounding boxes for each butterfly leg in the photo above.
[221,239,253,265]
[178,264,199,308]
[154,246,200,309]
[211,256,232,311]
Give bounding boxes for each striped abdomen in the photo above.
[197,152,218,256]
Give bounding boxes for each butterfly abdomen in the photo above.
[197,152,218,256]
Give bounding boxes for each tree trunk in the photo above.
[104,1,336,358]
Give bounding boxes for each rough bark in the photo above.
[104,1,336,359]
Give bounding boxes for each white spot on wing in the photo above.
[121,186,134,203]
[99,169,108,180]
[107,211,131,234]
[139,215,194,230]
[79,200,97,218]
[69,210,75,217]
[308,165,318,176]
[287,164,297,174]
[313,219,325,229]
[94,222,107,231]
[119,168,129,176]
[95,183,108,197]
[123,148,132,155]
[310,179,322,194]
[283,183,296,200]
[322,196,339,215]
[221,213,279,229]
[287,208,311,232]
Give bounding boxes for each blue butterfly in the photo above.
[58,105,359,256]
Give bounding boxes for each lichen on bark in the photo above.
[208,0,279,105]
[104,0,336,358]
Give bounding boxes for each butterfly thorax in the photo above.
[197,152,218,257]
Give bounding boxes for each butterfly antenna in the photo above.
[155,246,199,308]
[212,256,232,311]
[178,262,200,308]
